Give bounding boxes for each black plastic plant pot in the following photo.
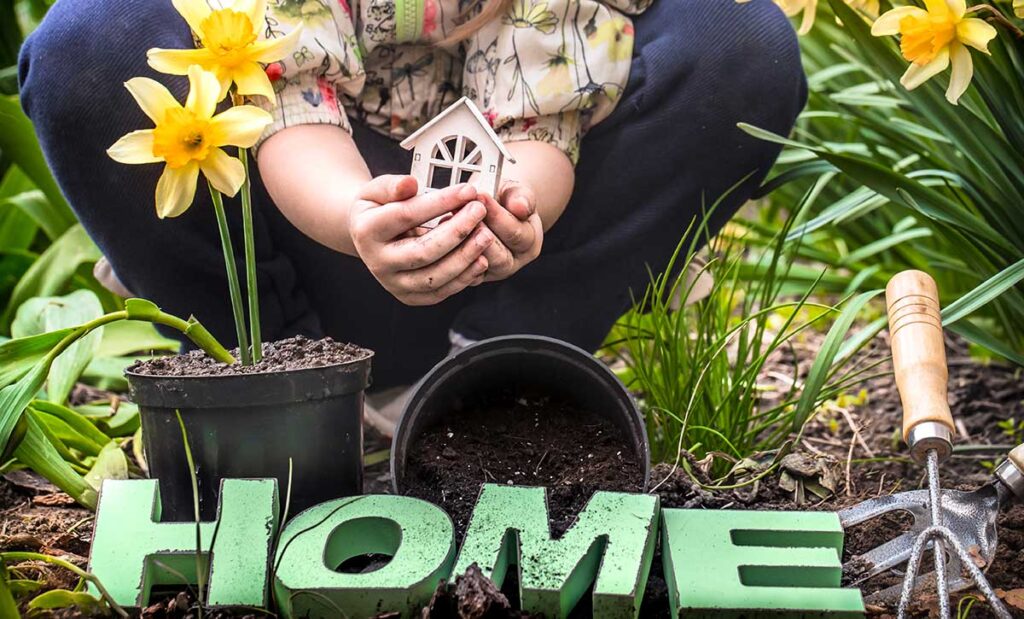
[390,335,650,493]
[126,354,372,522]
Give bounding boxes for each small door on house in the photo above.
[426,135,485,190]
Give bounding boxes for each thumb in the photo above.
[498,181,536,221]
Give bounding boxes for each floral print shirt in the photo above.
[254,0,650,163]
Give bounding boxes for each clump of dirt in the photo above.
[408,563,537,619]
[130,335,371,377]
[403,391,644,537]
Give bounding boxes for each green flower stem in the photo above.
[239,148,262,363]
[208,183,252,366]
[43,307,236,366]
[1,551,129,618]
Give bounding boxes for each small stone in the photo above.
[442,447,458,459]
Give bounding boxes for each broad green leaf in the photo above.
[96,319,180,357]
[81,355,135,392]
[0,327,73,389]
[83,442,128,491]
[1,224,102,332]
[76,400,139,438]
[0,95,74,221]
[948,320,1024,367]
[28,589,106,614]
[0,566,18,619]
[0,361,47,456]
[2,189,72,240]
[13,290,104,405]
[13,413,97,508]
[31,399,112,448]
[31,409,104,458]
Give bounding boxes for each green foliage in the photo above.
[745,0,1024,363]
[609,206,885,477]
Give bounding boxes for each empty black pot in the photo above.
[127,353,371,521]
[390,335,649,492]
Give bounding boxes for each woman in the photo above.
[18,0,806,435]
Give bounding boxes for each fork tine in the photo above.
[838,490,929,527]
[850,531,921,580]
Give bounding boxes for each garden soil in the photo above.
[3,335,1024,617]
[403,390,644,537]
[130,335,370,376]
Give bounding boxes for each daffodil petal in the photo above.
[155,162,200,219]
[107,130,161,164]
[148,47,216,76]
[231,62,277,100]
[200,148,246,196]
[124,77,182,124]
[946,41,973,104]
[241,0,268,28]
[871,6,925,36]
[946,0,966,19]
[209,105,273,147]
[797,0,817,35]
[957,18,997,53]
[250,25,304,64]
[186,65,224,118]
[172,0,213,35]
[900,47,950,90]
[923,0,951,16]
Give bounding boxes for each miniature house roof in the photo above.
[400,97,516,163]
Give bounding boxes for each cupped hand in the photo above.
[479,181,543,283]
[350,175,495,306]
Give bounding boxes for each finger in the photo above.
[394,228,493,293]
[382,201,487,271]
[482,194,535,254]
[401,255,490,306]
[481,229,515,277]
[498,182,536,221]
[364,183,478,240]
[357,174,418,204]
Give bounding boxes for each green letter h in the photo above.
[88,479,279,609]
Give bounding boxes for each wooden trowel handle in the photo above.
[885,271,955,451]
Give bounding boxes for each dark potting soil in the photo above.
[403,391,644,538]
[130,335,371,377]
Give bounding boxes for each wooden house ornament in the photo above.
[401,97,515,197]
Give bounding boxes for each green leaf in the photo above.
[0,327,73,389]
[76,400,139,438]
[1,224,102,332]
[0,566,19,619]
[941,259,1024,326]
[2,189,72,240]
[792,289,884,431]
[13,413,97,508]
[81,355,134,392]
[96,319,180,358]
[83,442,128,491]
[0,361,47,457]
[0,95,74,222]
[31,399,112,448]
[27,589,106,614]
[948,320,1024,367]
[13,290,104,405]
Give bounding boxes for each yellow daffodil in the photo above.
[777,0,818,35]
[1014,0,1023,18]
[871,0,997,104]
[107,65,272,218]
[148,0,302,100]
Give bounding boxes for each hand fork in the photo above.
[837,271,1023,618]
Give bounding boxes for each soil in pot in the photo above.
[130,335,370,376]
[403,388,644,538]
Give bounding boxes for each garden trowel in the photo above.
[837,270,1023,618]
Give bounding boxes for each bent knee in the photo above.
[637,0,806,131]
[19,0,189,119]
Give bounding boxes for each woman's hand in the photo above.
[350,175,496,305]
[479,181,544,283]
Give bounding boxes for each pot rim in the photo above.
[390,334,650,493]
[126,350,374,408]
